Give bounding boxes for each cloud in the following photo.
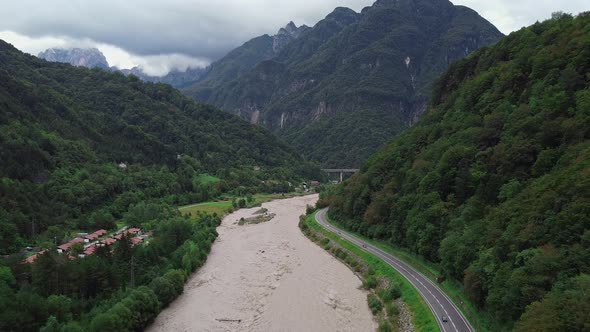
[0,31,209,76]
[453,0,589,34]
[0,0,587,75]
[98,45,209,76]
[0,0,376,60]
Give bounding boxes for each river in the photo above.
[147,194,376,331]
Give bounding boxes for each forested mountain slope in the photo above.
[185,0,503,167]
[326,12,590,330]
[0,39,320,254]
[184,21,309,99]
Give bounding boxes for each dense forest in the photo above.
[0,39,322,255]
[326,12,590,330]
[0,206,220,331]
[186,0,503,167]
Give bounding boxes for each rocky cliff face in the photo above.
[273,21,310,53]
[184,0,503,167]
[38,48,110,69]
[183,21,310,100]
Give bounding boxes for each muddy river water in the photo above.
[147,194,375,332]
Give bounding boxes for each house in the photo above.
[130,237,144,247]
[84,229,107,242]
[310,180,320,186]
[127,228,141,235]
[115,227,141,240]
[24,249,47,264]
[100,238,117,246]
[57,237,84,254]
[82,244,97,256]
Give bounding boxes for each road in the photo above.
[315,208,474,332]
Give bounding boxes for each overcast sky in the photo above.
[0,0,587,76]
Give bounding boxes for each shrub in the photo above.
[378,320,393,332]
[367,293,383,315]
[364,276,378,289]
[385,302,399,317]
[382,282,402,301]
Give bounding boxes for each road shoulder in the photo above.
[300,211,439,332]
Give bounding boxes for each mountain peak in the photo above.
[273,21,310,53]
[324,7,361,26]
[277,21,309,37]
[285,21,298,32]
[38,47,109,69]
[326,7,358,19]
[372,0,453,11]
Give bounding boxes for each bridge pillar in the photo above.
[321,169,360,183]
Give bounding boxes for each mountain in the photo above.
[326,12,590,330]
[0,39,320,255]
[38,47,207,87]
[119,66,207,87]
[35,20,310,90]
[38,47,110,69]
[183,0,503,167]
[184,21,310,100]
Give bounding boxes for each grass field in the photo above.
[194,173,221,185]
[179,201,233,216]
[178,192,313,217]
[304,212,439,332]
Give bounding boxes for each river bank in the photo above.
[147,194,376,332]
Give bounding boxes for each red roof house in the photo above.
[127,228,141,235]
[130,237,144,246]
[24,249,47,264]
[83,244,97,256]
[115,228,142,240]
[57,238,84,253]
[100,238,117,246]
[84,229,107,242]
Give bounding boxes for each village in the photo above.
[24,226,151,264]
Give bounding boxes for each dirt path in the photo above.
[147,194,376,332]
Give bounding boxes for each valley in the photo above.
[0,1,589,332]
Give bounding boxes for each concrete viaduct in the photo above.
[322,169,360,183]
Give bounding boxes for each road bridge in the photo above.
[321,169,360,183]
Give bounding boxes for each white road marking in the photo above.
[314,209,475,332]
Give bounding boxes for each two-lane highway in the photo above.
[315,208,474,332]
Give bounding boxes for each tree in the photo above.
[149,276,176,307]
[46,295,72,322]
[39,316,61,332]
[70,243,84,257]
